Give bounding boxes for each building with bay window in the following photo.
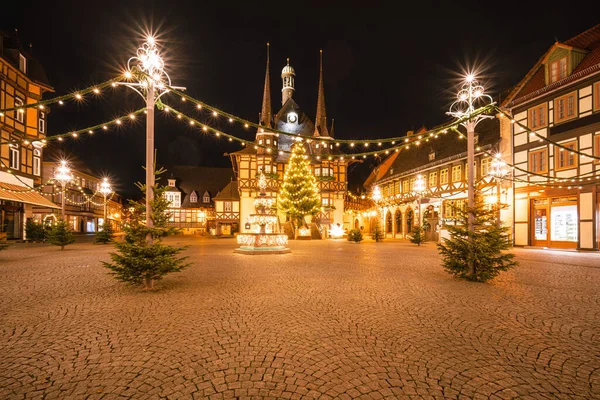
[0,29,59,240]
[501,23,600,250]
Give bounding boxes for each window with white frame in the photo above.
[163,192,181,208]
[190,192,197,203]
[19,54,27,73]
[168,179,176,187]
[203,191,210,203]
[9,145,19,169]
[15,98,24,123]
[224,201,232,212]
[38,111,45,133]
[33,149,41,176]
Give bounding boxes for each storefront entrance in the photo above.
[532,197,578,249]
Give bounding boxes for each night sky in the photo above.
[3,1,598,199]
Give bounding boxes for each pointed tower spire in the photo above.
[314,49,329,138]
[260,43,272,128]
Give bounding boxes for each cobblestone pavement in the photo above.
[1,237,599,399]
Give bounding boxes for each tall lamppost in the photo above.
[54,160,73,221]
[99,177,112,228]
[447,74,494,275]
[117,36,185,246]
[414,174,426,227]
[489,153,509,228]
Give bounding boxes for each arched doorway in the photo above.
[395,210,402,235]
[406,208,414,234]
[386,211,393,234]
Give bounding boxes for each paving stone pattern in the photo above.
[0,237,599,399]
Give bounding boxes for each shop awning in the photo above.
[0,182,60,209]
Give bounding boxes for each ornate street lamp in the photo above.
[116,35,185,246]
[414,174,426,226]
[54,160,73,221]
[447,74,494,274]
[98,177,112,228]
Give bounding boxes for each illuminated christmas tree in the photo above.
[277,141,321,228]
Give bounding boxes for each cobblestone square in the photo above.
[1,237,599,399]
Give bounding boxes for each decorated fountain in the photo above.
[234,173,290,254]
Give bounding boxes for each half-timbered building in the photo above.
[0,29,58,240]
[227,46,350,239]
[501,23,600,250]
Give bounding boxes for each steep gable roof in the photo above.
[366,117,500,187]
[502,23,600,108]
[158,165,234,208]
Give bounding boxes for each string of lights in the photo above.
[0,75,129,115]
[0,108,146,147]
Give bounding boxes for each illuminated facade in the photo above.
[33,159,123,233]
[0,30,58,240]
[227,47,351,239]
[159,166,235,235]
[502,23,600,250]
[364,122,502,242]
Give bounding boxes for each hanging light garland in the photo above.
[0,75,128,115]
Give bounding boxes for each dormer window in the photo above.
[19,54,26,74]
[429,151,435,161]
[190,192,197,203]
[550,57,567,83]
[203,191,210,203]
[168,179,176,187]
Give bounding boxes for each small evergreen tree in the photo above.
[371,221,384,242]
[26,220,47,242]
[347,228,363,243]
[47,219,76,250]
[103,169,190,290]
[95,221,115,244]
[437,194,517,282]
[277,142,321,228]
[408,225,427,246]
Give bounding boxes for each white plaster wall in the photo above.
[514,133,528,147]
[580,192,593,220]
[580,221,594,249]
[515,198,528,223]
[580,133,592,149]
[556,170,578,178]
[580,86,592,97]
[514,151,528,164]
[580,97,592,114]
[515,223,529,246]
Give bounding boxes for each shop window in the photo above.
[529,148,548,173]
[528,104,547,129]
[554,91,577,123]
[550,204,578,242]
[439,169,448,184]
[555,141,577,171]
[443,199,465,218]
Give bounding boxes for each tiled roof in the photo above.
[0,29,52,89]
[213,180,240,201]
[158,165,234,209]
[503,24,600,107]
[366,117,500,187]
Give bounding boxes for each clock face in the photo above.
[287,112,297,123]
